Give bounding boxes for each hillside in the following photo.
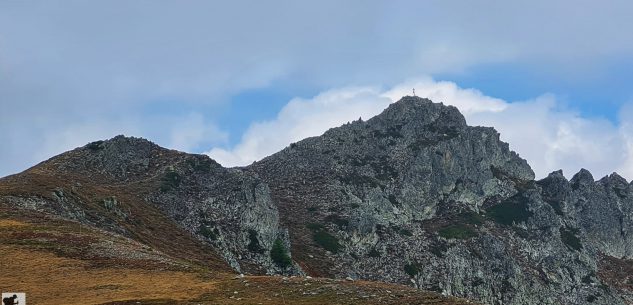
[2,96,633,304]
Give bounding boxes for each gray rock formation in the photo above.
[3,96,632,304]
[247,97,631,304]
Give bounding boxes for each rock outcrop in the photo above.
[2,96,632,305]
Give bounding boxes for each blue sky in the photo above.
[1,1,633,180]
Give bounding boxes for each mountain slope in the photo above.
[0,131,473,304]
[247,97,632,304]
[1,96,632,305]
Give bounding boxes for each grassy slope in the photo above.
[0,209,476,305]
[0,150,477,305]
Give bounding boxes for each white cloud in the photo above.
[208,78,633,181]
[168,113,228,152]
[207,87,392,165]
[617,103,633,179]
[467,96,629,179]
[3,1,633,178]
[383,78,508,115]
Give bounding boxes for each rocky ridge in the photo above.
[2,96,632,305]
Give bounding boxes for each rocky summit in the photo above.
[2,96,633,305]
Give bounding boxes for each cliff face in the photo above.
[2,96,632,305]
[0,135,298,275]
[247,97,627,304]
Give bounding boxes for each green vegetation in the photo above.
[270,238,292,268]
[438,224,477,240]
[486,194,533,226]
[429,241,448,257]
[306,223,324,231]
[560,227,582,251]
[325,214,349,228]
[160,171,182,192]
[313,230,342,253]
[306,223,342,253]
[247,229,265,254]
[199,224,218,241]
[547,200,564,216]
[460,211,485,225]
[404,262,420,277]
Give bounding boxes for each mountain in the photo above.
[2,96,632,305]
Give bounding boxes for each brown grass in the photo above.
[0,146,477,305]
[0,168,231,273]
[0,216,476,305]
[0,244,474,305]
[0,245,221,305]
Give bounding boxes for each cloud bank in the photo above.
[208,78,633,180]
[2,1,633,178]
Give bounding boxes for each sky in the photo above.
[1,1,633,180]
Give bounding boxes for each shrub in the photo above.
[461,211,485,225]
[306,223,324,231]
[404,262,420,277]
[486,194,533,226]
[429,241,448,257]
[199,225,218,241]
[313,230,341,253]
[560,227,582,251]
[325,214,349,228]
[247,229,265,254]
[548,200,564,216]
[438,224,477,240]
[160,171,182,192]
[270,238,292,268]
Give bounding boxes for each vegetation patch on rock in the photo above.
[247,229,265,254]
[270,238,292,268]
[404,262,421,277]
[160,171,182,192]
[438,224,477,240]
[486,193,533,226]
[560,227,582,251]
[307,223,341,253]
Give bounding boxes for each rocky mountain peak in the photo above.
[369,96,467,132]
[570,168,595,190]
[598,172,630,187]
[41,134,219,181]
[546,169,567,180]
[6,97,633,305]
[80,135,166,157]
